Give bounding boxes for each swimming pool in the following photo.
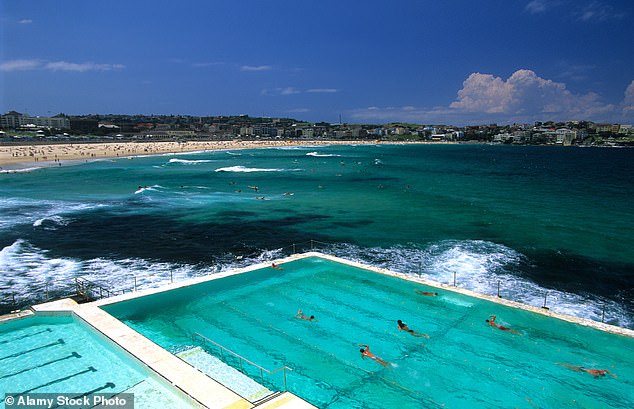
[0,313,196,408]
[102,256,634,408]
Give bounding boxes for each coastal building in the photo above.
[1,111,70,130]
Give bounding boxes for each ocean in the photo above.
[1,143,633,328]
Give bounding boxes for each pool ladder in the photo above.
[191,332,293,392]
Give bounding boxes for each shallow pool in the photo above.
[0,314,195,408]
[103,256,634,408]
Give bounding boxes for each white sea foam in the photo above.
[168,158,215,164]
[326,241,633,329]
[306,152,342,157]
[0,239,286,308]
[0,167,44,173]
[33,215,71,229]
[214,166,303,173]
[0,197,106,230]
[134,184,166,194]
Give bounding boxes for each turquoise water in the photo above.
[1,144,633,327]
[0,314,193,408]
[103,257,634,409]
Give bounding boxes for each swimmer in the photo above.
[559,363,617,378]
[271,262,283,270]
[358,344,391,368]
[294,309,317,321]
[486,315,521,335]
[415,290,438,296]
[248,185,259,192]
[397,320,430,338]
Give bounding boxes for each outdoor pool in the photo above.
[0,313,196,408]
[102,256,634,408]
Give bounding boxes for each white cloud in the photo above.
[192,62,224,68]
[240,65,272,72]
[0,59,41,71]
[306,88,338,93]
[624,80,634,113]
[525,0,547,14]
[18,19,33,24]
[576,1,625,22]
[0,59,125,72]
[449,69,613,118]
[45,61,125,72]
[349,69,626,125]
[261,87,301,96]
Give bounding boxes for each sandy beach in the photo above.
[0,139,384,170]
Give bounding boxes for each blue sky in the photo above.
[1,0,633,125]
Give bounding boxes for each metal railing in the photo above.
[191,332,292,392]
[0,239,620,327]
[74,277,127,302]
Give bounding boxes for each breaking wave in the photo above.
[306,152,342,157]
[321,240,633,329]
[215,166,303,173]
[0,197,106,231]
[1,237,631,329]
[0,239,286,312]
[168,158,215,164]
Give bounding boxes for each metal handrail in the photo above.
[191,332,292,391]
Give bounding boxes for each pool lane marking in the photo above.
[0,351,81,379]
[0,338,65,361]
[19,366,98,394]
[0,327,53,344]
[201,300,448,407]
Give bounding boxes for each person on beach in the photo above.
[397,320,430,338]
[486,315,521,335]
[415,290,438,296]
[358,344,391,368]
[294,310,316,321]
[559,363,617,378]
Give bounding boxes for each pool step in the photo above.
[176,347,273,402]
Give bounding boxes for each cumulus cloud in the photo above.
[240,65,272,72]
[450,69,613,118]
[349,69,627,125]
[0,59,125,72]
[525,0,547,14]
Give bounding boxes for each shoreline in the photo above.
[0,140,402,171]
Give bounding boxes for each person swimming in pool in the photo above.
[559,363,617,378]
[486,315,521,335]
[358,344,391,368]
[415,290,438,296]
[397,320,430,338]
[271,262,283,270]
[294,309,317,321]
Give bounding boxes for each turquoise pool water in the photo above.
[103,257,634,408]
[0,314,194,408]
